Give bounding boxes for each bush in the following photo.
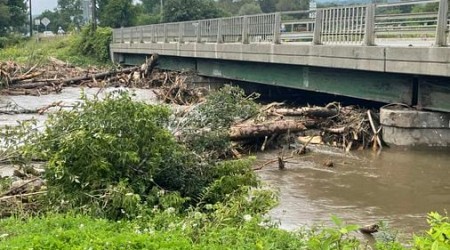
[30,92,208,218]
[26,92,264,220]
[0,34,26,49]
[414,212,450,249]
[71,25,113,62]
[181,85,260,159]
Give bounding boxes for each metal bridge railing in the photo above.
[112,0,448,47]
[317,5,369,45]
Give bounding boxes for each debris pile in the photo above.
[0,56,159,96]
[152,71,208,105]
[0,166,45,218]
[232,102,381,153]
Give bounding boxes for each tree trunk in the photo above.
[229,120,308,139]
[269,107,338,117]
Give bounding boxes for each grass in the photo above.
[0,213,304,249]
[0,35,111,68]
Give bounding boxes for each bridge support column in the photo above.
[381,107,450,147]
[435,0,448,47]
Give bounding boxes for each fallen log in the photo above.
[229,120,308,139]
[269,106,338,117]
[61,66,140,85]
[10,71,43,84]
[8,81,58,89]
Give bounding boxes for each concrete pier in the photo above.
[380,106,450,147]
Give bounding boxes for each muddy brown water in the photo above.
[1,87,449,236]
[257,146,450,236]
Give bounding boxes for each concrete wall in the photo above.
[110,42,450,77]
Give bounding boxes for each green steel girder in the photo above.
[195,59,414,105]
[118,53,422,106]
[418,77,450,113]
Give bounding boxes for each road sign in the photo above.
[41,17,51,28]
[34,19,40,26]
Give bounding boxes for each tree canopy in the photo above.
[0,0,27,36]
[162,0,225,23]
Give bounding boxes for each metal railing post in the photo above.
[139,27,143,43]
[273,12,281,44]
[217,19,223,43]
[435,0,448,47]
[242,16,249,44]
[313,10,323,45]
[179,23,185,43]
[363,4,375,46]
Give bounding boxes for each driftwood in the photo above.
[9,81,60,89]
[269,106,339,118]
[1,54,160,95]
[10,71,43,83]
[62,66,140,85]
[0,191,46,201]
[359,224,379,234]
[229,120,308,139]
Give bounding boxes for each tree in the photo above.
[0,0,27,36]
[257,0,277,13]
[99,0,137,28]
[57,0,83,29]
[162,0,225,22]
[276,0,309,11]
[141,0,160,13]
[238,3,263,16]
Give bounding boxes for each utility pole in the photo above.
[91,0,97,31]
[160,0,163,21]
[29,0,32,37]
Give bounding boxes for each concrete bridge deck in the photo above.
[110,0,450,112]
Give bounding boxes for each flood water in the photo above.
[1,87,449,236]
[257,146,450,236]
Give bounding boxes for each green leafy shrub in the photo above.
[71,25,113,62]
[0,34,26,49]
[414,212,450,250]
[30,92,207,218]
[182,85,260,158]
[304,215,361,249]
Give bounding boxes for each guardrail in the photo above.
[112,0,448,47]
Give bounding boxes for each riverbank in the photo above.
[1,33,449,248]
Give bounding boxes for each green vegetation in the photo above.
[0,26,112,66]
[1,86,449,249]
[181,85,260,159]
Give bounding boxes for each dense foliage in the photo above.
[1,211,449,249]
[13,91,262,220]
[162,0,226,22]
[0,0,27,36]
[180,85,260,159]
[71,25,113,62]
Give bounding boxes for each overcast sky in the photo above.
[33,0,58,15]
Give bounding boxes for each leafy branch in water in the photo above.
[178,85,260,159]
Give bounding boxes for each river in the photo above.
[1,87,449,236]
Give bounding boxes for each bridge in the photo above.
[110,0,450,112]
